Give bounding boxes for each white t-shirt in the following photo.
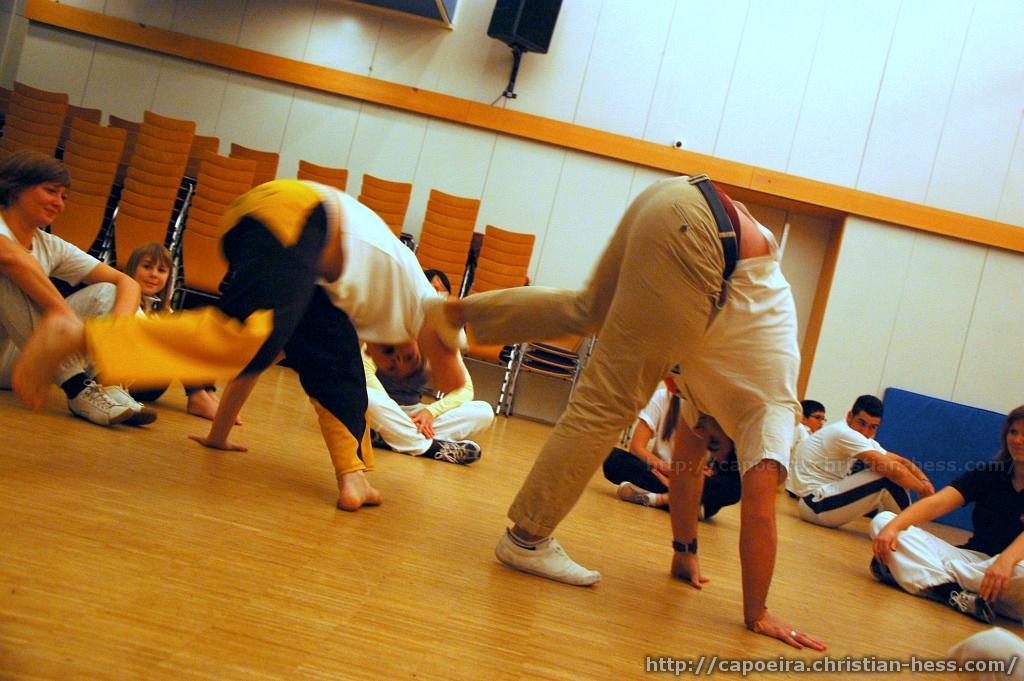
[679,224,801,478]
[0,217,98,285]
[792,422,811,455]
[637,386,676,464]
[787,419,887,496]
[314,188,437,344]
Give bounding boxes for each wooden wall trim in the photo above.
[24,0,1024,254]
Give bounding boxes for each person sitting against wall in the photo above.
[603,378,741,521]
[794,398,826,450]
[120,243,234,422]
[364,269,491,465]
[787,394,934,528]
[871,405,1024,624]
[0,150,150,426]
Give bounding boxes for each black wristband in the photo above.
[672,538,697,554]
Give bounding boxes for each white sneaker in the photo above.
[494,529,601,586]
[617,481,654,506]
[68,380,134,426]
[103,384,158,426]
[422,295,467,350]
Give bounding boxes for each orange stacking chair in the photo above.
[463,225,536,413]
[229,143,278,188]
[175,153,257,304]
[0,82,69,156]
[48,118,126,253]
[185,134,220,180]
[108,114,141,186]
[504,334,595,418]
[112,111,195,267]
[297,159,348,191]
[357,173,412,238]
[415,189,480,294]
[57,104,101,150]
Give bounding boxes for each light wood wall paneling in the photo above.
[103,0,174,28]
[925,0,1024,220]
[80,40,162,120]
[786,0,899,188]
[856,0,973,204]
[997,115,1024,226]
[151,57,230,135]
[305,0,380,76]
[714,0,825,171]
[213,72,294,153]
[278,89,361,181]
[18,22,94,103]
[239,0,316,62]
[432,0,514,104]
[169,0,245,44]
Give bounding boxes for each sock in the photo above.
[507,528,545,549]
[61,372,89,400]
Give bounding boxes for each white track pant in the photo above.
[871,511,1024,621]
[798,469,909,528]
[367,387,493,455]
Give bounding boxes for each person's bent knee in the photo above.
[870,510,897,538]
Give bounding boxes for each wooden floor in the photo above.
[0,367,998,679]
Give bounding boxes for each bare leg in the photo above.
[336,470,382,511]
[12,313,85,409]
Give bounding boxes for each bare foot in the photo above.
[336,470,382,511]
[12,313,85,409]
[187,389,241,424]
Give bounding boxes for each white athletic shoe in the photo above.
[617,481,654,506]
[422,295,467,350]
[68,380,134,426]
[103,384,158,426]
[494,529,601,586]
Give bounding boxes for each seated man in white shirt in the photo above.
[364,269,492,465]
[787,394,934,528]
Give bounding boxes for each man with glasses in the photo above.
[787,394,935,528]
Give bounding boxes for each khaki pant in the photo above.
[461,176,726,535]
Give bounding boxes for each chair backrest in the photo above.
[58,104,102,150]
[229,143,279,188]
[180,153,257,295]
[0,81,69,156]
[357,173,412,237]
[415,188,480,293]
[469,225,535,294]
[185,134,220,180]
[113,111,196,266]
[48,118,126,252]
[108,114,141,185]
[297,159,348,191]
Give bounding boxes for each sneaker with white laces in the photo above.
[617,481,654,506]
[869,557,898,586]
[103,384,158,426]
[421,296,467,350]
[494,529,601,586]
[430,439,482,465]
[68,380,134,426]
[948,589,995,623]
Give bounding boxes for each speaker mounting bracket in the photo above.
[500,45,525,100]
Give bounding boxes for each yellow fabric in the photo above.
[84,307,273,387]
[219,179,321,247]
[311,398,374,477]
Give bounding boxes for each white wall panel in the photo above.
[925,0,1024,220]
[573,0,674,139]
[81,42,162,119]
[804,217,915,419]
[714,0,824,170]
[150,57,229,135]
[952,248,1024,413]
[277,90,361,180]
[778,214,831,348]
[346,103,427,201]
[406,119,496,239]
[627,167,673,206]
[504,0,600,123]
[237,0,316,61]
[856,0,972,203]
[54,0,102,10]
[214,74,295,152]
[304,1,379,76]
[170,1,244,44]
[477,137,565,282]
[103,0,174,28]
[786,0,897,187]
[996,116,1024,226]
[880,233,986,399]
[644,0,747,154]
[16,24,94,102]
[433,0,513,103]
[533,153,635,289]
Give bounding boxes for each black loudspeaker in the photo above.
[487,0,562,54]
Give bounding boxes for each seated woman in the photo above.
[871,405,1024,624]
[603,378,740,520]
[122,243,227,421]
